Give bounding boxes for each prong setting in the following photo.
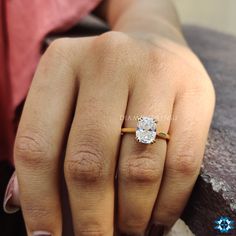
[136,116,157,144]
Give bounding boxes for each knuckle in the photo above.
[198,77,216,104]
[22,204,57,230]
[89,31,146,86]
[96,31,131,50]
[92,32,134,66]
[166,151,200,176]
[24,206,51,218]
[22,204,59,232]
[182,73,215,99]
[189,79,210,95]
[65,138,107,183]
[42,38,73,67]
[120,155,162,184]
[47,38,69,56]
[14,130,50,167]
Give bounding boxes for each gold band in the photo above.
[121,128,170,141]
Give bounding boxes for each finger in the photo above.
[14,38,80,236]
[64,67,129,235]
[117,75,175,235]
[3,172,20,214]
[152,80,215,227]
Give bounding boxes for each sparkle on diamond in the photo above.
[136,117,157,144]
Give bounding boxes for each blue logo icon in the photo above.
[214,216,234,233]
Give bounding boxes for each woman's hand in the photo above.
[11,31,215,236]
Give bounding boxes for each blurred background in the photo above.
[173,0,236,36]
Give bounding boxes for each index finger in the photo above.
[14,38,79,235]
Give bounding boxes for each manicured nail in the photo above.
[32,231,51,236]
[3,172,20,214]
[149,224,164,236]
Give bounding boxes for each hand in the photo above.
[12,31,215,235]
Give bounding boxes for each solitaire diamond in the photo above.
[136,116,157,144]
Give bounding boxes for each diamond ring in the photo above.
[121,116,170,144]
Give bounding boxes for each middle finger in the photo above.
[64,69,128,235]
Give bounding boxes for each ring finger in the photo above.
[117,75,175,235]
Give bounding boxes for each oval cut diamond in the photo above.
[136,117,157,144]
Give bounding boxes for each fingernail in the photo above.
[149,224,164,236]
[32,231,51,236]
[3,172,20,214]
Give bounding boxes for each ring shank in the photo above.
[121,128,170,141]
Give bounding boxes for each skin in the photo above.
[12,0,215,235]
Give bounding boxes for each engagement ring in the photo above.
[121,116,170,144]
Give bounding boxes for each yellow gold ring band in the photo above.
[120,116,170,144]
[121,128,170,141]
